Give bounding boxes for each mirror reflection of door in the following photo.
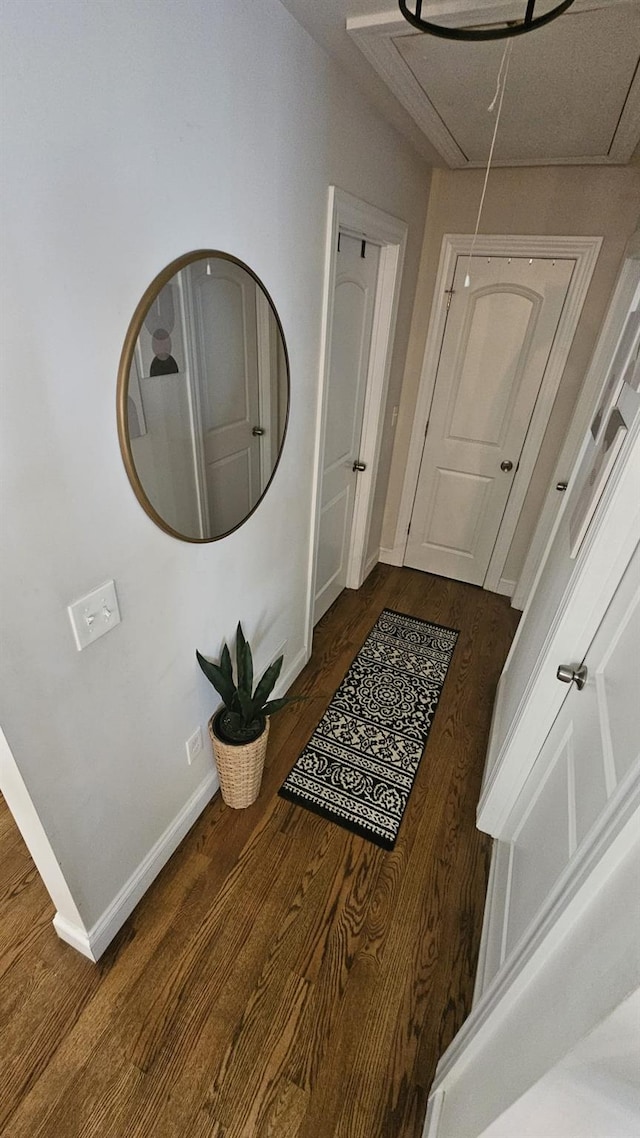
[405,255,575,585]
[256,290,288,489]
[131,299,202,539]
[187,258,262,537]
[314,233,381,623]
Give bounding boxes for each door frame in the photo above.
[392,233,602,596]
[307,187,408,637]
[180,269,210,539]
[422,427,640,1137]
[512,240,640,610]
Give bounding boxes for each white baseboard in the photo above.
[54,770,219,961]
[422,1090,445,1137]
[278,643,310,695]
[53,641,310,963]
[379,544,404,567]
[495,577,516,598]
[53,913,96,960]
[362,549,379,581]
[473,840,511,1006]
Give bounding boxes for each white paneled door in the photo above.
[189,258,262,537]
[500,541,640,966]
[313,233,380,624]
[405,255,574,585]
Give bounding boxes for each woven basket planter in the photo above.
[208,710,270,809]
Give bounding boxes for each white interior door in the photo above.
[405,255,574,586]
[188,259,262,536]
[498,540,639,970]
[313,233,380,623]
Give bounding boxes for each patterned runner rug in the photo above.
[278,609,458,849]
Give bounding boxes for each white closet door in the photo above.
[313,234,380,624]
[405,256,574,585]
[501,541,640,963]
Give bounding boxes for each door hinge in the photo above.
[424,419,429,438]
[407,521,412,536]
[444,286,455,312]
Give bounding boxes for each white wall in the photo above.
[479,988,640,1138]
[0,0,430,933]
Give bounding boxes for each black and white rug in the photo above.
[278,609,458,850]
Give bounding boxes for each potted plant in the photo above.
[196,623,296,809]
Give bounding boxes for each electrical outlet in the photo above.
[186,727,204,765]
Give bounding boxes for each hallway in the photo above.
[0,566,518,1138]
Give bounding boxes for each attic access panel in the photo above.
[347,1,640,167]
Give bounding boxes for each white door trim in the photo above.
[306,187,408,641]
[391,234,602,594]
[512,242,640,610]
[255,289,273,490]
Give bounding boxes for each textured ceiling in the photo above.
[280,1,640,168]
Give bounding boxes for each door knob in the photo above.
[500,460,514,472]
[556,663,588,690]
[556,481,568,492]
[352,460,367,472]
[252,426,265,436]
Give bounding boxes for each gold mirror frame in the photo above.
[116,250,290,543]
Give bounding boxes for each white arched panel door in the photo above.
[405,255,574,585]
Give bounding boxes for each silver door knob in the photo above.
[500,460,514,472]
[556,481,568,492]
[252,426,265,436]
[556,663,588,690]
[352,460,367,472]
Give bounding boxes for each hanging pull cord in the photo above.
[464,39,513,288]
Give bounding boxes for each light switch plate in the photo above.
[68,580,121,651]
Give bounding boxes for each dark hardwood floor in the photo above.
[0,566,519,1138]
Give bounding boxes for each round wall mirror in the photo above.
[117,250,290,542]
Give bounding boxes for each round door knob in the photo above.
[352,460,367,472]
[500,460,514,472]
[556,663,588,690]
[556,481,568,492]
[252,426,265,436]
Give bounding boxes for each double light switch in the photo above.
[68,579,121,651]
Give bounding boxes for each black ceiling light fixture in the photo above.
[398,0,576,41]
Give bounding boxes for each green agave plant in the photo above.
[196,623,297,744]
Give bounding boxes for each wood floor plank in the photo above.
[0,567,519,1138]
[4,850,212,1138]
[118,824,330,1133]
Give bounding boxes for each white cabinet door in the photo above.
[405,256,574,585]
[499,541,640,967]
[313,234,380,623]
